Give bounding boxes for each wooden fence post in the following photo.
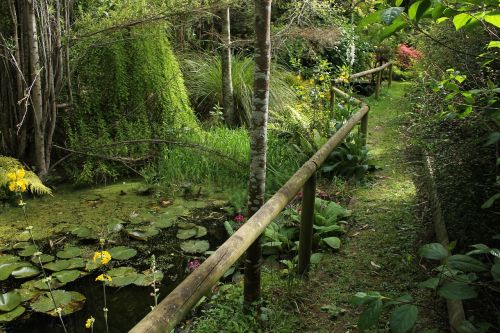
[361,112,369,147]
[375,69,382,99]
[298,172,316,275]
[388,64,393,88]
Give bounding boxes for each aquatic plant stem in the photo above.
[20,193,68,333]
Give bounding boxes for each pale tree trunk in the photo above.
[244,0,272,309]
[220,7,235,127]
[26,0,48,176]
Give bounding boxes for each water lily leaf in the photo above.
[71,227,96,239]
[152,218,173,229]
[0,255,19,264]
[0,262,30,281]
[31,290,86,316]
[180,240,210,254]
[44,258,85,272]
[177,222,196,229]
[31,254,55,264]
[15,231,31,241]
[16,288,41,302]
[107,219,125,233]
[18,245,37,257]
[11,265,40,279]
[108,246,137,260]
[126,227,159,241]
[53,270,82,284]
[176,228,197,240]
[195,226,207,238]
[0,291,21,312]
[56,246,83,259]
[65,258,86,270]
[27,278,64,291]
[13,242,31,249]
[134,270,164,286]
[0,306,25,322]
[107,266,139,287]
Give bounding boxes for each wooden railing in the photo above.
[129,63,392,333]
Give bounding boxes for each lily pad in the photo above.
[180,240,210,254]
[0,262,31,280]
[18,245,37,257]
[44,258,85,272]
[134,270,164,287]
[12,242,31,249]
[176,228,197,240]
[26,278,64,291]
[0,255,19,264]
[0,291,21,312]
[11,265,40,279]
[177,222,196,229]
[31,254,55,264]
[108,246,137,260]
[0,306,25,322]
[71,227,96,239]
[16,288,42,302]
[152,218,174,229]
[56,246,83,259]
[126,227,159,241]
[53,270,82,284]
[107,267,139,287]
[31,290,86,316]
[195,226,207,238]
[107,219,125,233]
[15,231,31,242]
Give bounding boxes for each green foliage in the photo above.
[261,197,348,256]
[190,275,300,333]
[354,240,500,331]
[0,156,52,196]
[66,9,198,183]
[181,54,298,126]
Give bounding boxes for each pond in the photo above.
[0,181,234,332]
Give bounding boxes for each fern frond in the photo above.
[0,155,52,196]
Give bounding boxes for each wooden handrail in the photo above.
[130,100,370,333]
[129,62,396,332]
[349,61,392,79]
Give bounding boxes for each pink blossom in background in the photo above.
[187,259,201,272]
[397,44,422,69]
[233,214,245,223]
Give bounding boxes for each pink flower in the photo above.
[396,44,422,69]
[233,214,245,223]
[187,259,201,272]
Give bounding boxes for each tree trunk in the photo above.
[26,0,48,176]
[244,0,272,309]
[220,7,236,127]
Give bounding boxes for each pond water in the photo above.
[0,181,234,332]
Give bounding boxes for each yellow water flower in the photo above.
[93,251,111,265]
[85,316,95,328]
[7,168,27,193]
[95,274,112,282]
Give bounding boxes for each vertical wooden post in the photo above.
[388,64,393,88]
[375,69,382,99]
[361,112,369,147]
[298,172,316,275]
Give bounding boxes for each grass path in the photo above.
[292,82,446,332]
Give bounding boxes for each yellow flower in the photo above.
[85,316,95,329]
[7,168,27,193]
[93,251,111,265]
[95,274,112,282]
[319,75,325,81]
